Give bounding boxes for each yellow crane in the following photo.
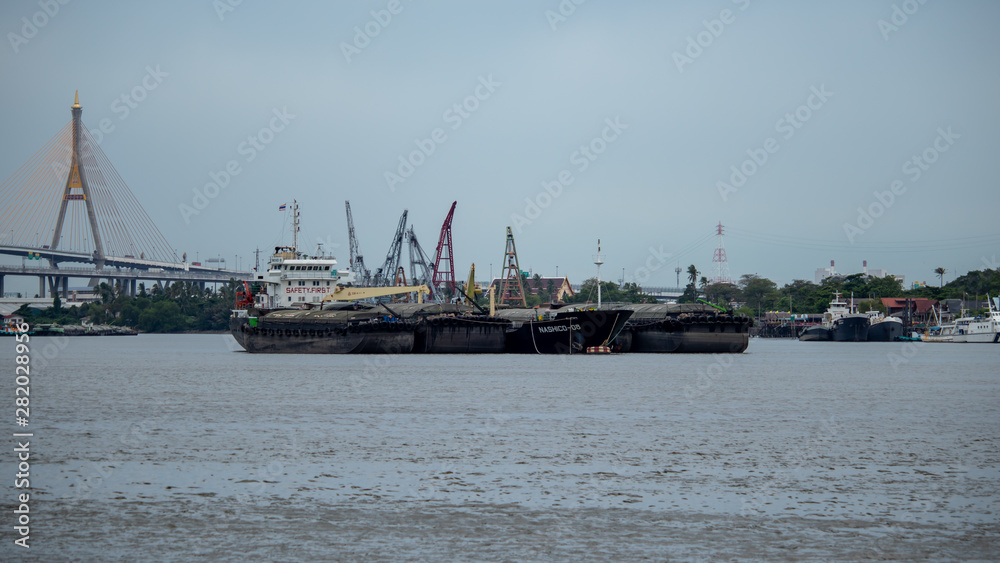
[321,284,430,303]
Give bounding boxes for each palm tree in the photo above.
[934,267,946,288]
[699,276,709,292]
[687,264,699,287]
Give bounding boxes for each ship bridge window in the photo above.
[325,266,330,270]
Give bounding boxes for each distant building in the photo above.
[815,260,903,286]
[2,314,25,331]
[814,260,840,284]
[881,298,941,324]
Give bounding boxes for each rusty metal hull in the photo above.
[413,317,508,354]
[628,315,750,354]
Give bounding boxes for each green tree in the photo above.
[739,274,778,313]
[137,300,187,332]
[934,267,946,288]
[704,282,741,307]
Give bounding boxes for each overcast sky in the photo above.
[2,0,998,294]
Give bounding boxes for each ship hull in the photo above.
[798,325,831,342]
[629,315,750,353]
[867,321,904,342]
[961,332,1000,343]
[503,309,634,354]
[413,317,508,353]
[237,322,413,354]
[830,316,869,342]
[230,311,414,354]
[555,309,634,350]
[505,317,585,354]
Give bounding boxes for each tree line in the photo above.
[16,280,239,333]
[675,265,1000,317]
[14,266,1000,332]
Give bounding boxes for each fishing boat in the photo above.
[920,303,957,343]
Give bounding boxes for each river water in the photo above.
[1,335,997,561]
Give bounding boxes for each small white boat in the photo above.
[953,296,1000,343]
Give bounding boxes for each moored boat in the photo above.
[866,311,904,342]
[798,324,831,342]
[798,292,869,342]
[617,303,751,353]
[952,297,1000,343]
[496,306,633,354]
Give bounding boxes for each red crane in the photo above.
[431,201,457,296]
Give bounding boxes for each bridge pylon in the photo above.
[50,92,104,268]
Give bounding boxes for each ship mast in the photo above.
[292,199,300,256]
[594,239,604,308]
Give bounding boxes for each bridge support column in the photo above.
[38,276,45,298]
[0,274,4,296]
[130,279,136,297]
[62,276,69,299]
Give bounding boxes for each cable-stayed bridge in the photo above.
[0,93,249,299]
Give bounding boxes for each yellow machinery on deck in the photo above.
[321,285,430,303]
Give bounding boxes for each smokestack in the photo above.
[863,260,868,276]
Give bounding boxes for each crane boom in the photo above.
[407,227,436,299]
[321,284,430,303]
[344,201,370,285]
[373,210,408,287]
[431,201,457,295]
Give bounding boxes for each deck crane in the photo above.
[344,201,371,285]
[431,201,457,298]
[372,210,408,287]
[406,227,436,299]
